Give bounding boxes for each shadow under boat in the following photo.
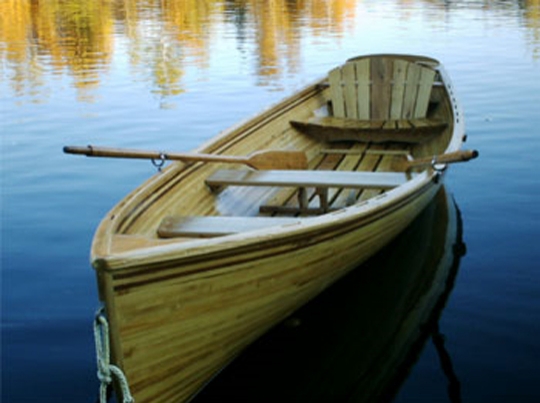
[192,186,466,403]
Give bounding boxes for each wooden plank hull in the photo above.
[192,186,463,402]
[98,182,440,403]
[88,54,466,403]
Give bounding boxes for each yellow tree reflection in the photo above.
[2,0,538,105]
[0,0,38,98]
[0,0,113,102]
[524,0,540,59]
[234,0,356,86]
[1,0,358,103]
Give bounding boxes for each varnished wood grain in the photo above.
[86,54,469,403]
[157,216,302,238]
[290,116,448,143]
[205,169,408,189]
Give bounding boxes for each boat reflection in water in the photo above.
[193,186,465,402]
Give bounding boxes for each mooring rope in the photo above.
[94,307,135,403]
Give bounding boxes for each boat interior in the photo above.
[107,55,455,251]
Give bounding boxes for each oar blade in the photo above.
[248,150,308,170]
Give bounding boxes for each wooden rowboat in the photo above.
[67,54,477,403]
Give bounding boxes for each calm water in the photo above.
[2,0,540,402]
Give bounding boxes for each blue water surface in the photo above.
[2,1,540,402]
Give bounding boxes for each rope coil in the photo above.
[94,307,135,403]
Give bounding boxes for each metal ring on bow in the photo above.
[151,153,167,172]
[431,156,447,173]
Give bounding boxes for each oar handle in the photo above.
[407,149,479,169]
[63,145,168,160]
[63,145,247,163]
[63,145,308,170]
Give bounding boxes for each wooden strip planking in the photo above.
[413,68,436,118]
[157,216,302,238]
[260,145,347,216]
[410,118,432,129]
[396,119,413,130]
[383,120,397,130]
[390,59,408,119]
[210,186,278,217]
[117,229,391,400]
[358,144,407,202]
[273,142,357,213]
[321,149,410,157]
[340,143,387,206]
[121,86,327,235]
[342,62,358,119]
[322,142,368,209]
[402,63,422,118]
[118,258,328,400]
[290,116,446,143]
[307,142,366,210]
[355,59,371,119]
[328,67,345,118]
[370,58,393,120]
[275,144,351,213]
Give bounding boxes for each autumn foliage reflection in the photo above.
[0,0,357,102]
[1,0,538,103]
[1,0,114,102]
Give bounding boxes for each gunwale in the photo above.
[95,170,434,273]
[109,185,439,298]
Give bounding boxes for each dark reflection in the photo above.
[192,187,466,403]
[224,0,249,44]
[2,0,538,104]
[432,324,462,403]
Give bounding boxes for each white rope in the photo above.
[94,307,135,403]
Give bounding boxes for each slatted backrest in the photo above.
[328,57,436,120]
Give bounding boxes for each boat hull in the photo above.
[88,54,466,403]
[192,186,463,402]
[97,180,440,403]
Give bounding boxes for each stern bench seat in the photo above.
[291,56,445,144]
[290,116,447,144]
[206,169,410,213]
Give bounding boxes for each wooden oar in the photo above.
[320,148,478,170]
[404,149,479,170]
[63,145,308,170]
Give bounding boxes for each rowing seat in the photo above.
[206,169,409,213]
[157,216,302,238]
[291,56,443,143]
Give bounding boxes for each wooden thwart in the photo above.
[290,116,447,143]
[206,169,408,190]
[158,216,302,238]
[206,169,409,213]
